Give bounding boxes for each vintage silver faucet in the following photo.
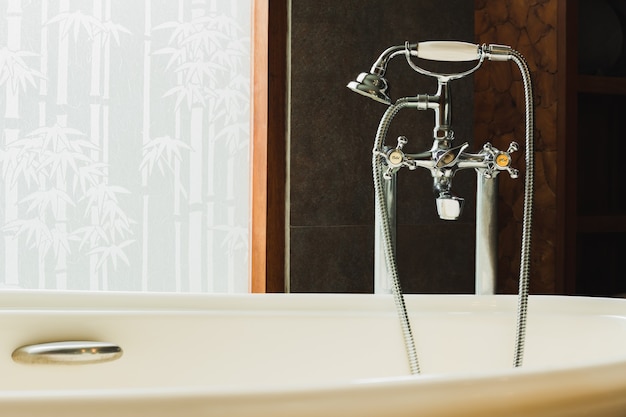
[347,41,534,373]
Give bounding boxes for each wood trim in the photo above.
[556,0,578,294]
[250,0,287,293]
[266,0,287,292]
[250,0,268,292]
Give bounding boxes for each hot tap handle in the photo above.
[507,142,519,155]
[482,142,519,179]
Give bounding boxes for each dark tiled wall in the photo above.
[289,1,475,293]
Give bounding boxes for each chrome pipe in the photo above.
[475,174,498,295]
[370,44,416,75]
[374,167,396,294]
[433,81,452,140]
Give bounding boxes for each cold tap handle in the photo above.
[385,136,408,166]
[376,136,412,180]
[414,41,481,62]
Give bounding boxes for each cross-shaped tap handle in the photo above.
[377,136,412,179]
[482,141,519,179]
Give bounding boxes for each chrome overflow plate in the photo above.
[12,341,123,365]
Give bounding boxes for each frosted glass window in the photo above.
[0,0,251,292]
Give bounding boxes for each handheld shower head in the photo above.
[346,72,391,105]
[347,44,410,105]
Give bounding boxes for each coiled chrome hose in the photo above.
[372,97,421,375]
[511,50,534,368]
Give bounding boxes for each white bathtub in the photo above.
[1,291,626,417]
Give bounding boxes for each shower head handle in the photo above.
[413,41,482,62]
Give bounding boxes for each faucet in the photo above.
[347,41,527,295]
[347,41,535,372]
[375,79,519,221]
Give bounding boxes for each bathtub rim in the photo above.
[1,291,626,415]
[0,290,625,316]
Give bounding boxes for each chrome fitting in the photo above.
[483,44,513,61]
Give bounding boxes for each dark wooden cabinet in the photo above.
[558,0,626,296]
[476,0,626,295]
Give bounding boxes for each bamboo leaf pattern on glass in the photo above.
[46,11,104,41]
[0,48,45,93]
[140,135,191,176]
[0,1,250,292]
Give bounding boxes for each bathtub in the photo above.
[1,291,626,417]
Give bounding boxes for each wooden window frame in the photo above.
[250,0,287,292]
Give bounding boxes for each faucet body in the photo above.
[373,78,518,294]
[350,42,522,295]
[373,79,518,294]
[376,80,518,220]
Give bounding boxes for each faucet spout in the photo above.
[436,195,464,221]
[431,152,465,220]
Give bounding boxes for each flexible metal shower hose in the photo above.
[372,98,421,375]
[511,50,534,368]
[372,48,534,374]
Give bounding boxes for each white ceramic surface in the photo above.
[1,291,626,416]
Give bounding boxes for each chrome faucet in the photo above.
[348,42,525,294]
[374,78,520,222]
[347,41,535,371]
[379,131,515,221]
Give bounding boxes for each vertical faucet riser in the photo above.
[433,81,452,140]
